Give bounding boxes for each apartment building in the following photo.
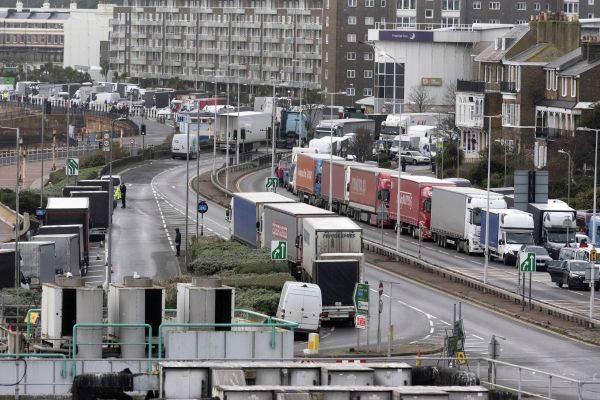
[321,0,395,106]
[109,0,322,94]
[395,1,600,27]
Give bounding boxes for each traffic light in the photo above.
[140,123,146,136]
[241,128,246,141]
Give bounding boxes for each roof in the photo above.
[33,234,78,240]
[264,202,335,216]
[536,99,577,109]
[400,175,450,184]
[559,57,600,76]
[434,186,505,198]
[46,197,89,210]
[233,192,294,204]
[545,48,582,70]
[475,25,530,62]
[0,8,70,20]
[303,216,361,232]
[530,200,574,211]
[504,43,565,65]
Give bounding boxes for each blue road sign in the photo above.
[198,201,208,214]
[35,208,46,217]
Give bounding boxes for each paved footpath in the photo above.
[0,160,65,190]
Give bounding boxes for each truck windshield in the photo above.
[547,230,576,243]
[506,232,534,245]
[381,126,400,136]
[569,261,588,272]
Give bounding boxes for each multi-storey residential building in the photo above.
[109,0,322,94]
[394,1,600,27]
[321,0,395,106]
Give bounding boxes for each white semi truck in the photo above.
[480,209,535,265]
[431,186,507,254]
[215,111,271,152]
[528,200,577,259]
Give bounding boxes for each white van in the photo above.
[171,133,198,159]
[277,282,322,333]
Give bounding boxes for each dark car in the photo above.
[547,259,600,290]
[517,245,553,271]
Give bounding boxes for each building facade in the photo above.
[321,0,395,106]
[109,0,323,93]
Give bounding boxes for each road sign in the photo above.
[378,281,384,296]
[591,249,597,262]
[519,252,536,272]
[456,351,467,365]
[265,177,278,191]
[355,314,367,330]
[65,158,79,176]
[34,208,45,217]
[353,282,370,316]
[198,201,208,214]
[88,135,96,142]
[271,240,287,260]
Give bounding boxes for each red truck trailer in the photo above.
[320,160,359,214]
[295,153,343,205]
[389,175,454,239]
[347,166,393,226]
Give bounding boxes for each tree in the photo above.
[582,102,600,130]
[407,85,433,113]
[350,127,373,163]
[444,82,457,109]
[434,115,463,177]
[167,77,186,90]
[100,59,110,81]
[303,89,325,141]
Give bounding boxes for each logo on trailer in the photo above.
[272,222,288,240]
[351,177,367,194]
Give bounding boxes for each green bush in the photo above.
[235,288,281,316]
[222,272,291,290]
[0,189,45,216]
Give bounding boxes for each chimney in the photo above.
[15,0,23,11]
[582,38,600,62]
[533,15,580,53]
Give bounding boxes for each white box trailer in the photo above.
[301,217,363,323]
[261,202,336,265]
[2,241,56,284]
[216,111,271,152]
[32,234,80,276]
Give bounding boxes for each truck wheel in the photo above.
[412,228,418,239]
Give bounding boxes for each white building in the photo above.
[367,24,513,114]
[63,3,114,79]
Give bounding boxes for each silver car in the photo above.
[400,151,430,165]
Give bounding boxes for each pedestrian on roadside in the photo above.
[120,182,127,208]
[175,228,181,256]
[277,165,284,186]
[113,185,121,209]
[401,156,407,172]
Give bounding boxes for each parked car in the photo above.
[517,245,553,271]
[547,259,600,290]
[277,281,322,334]
[399,150,430,165]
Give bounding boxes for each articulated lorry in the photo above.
[294,153,343,204]
[431,187,507,254]
[480,209,535,265]
[346,166,394,226]
[528,200,577,259]
[320,159,360,214]
[44,197,90,268]
[216,111,271,152]
[301,217,363,324]
[70,191,110,237]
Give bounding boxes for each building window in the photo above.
[442,0,460,11]
[347,34,357,42]
[325,16,329,27]
[348,0,357,6]
[398,0,415,9]
[347,70,356,78]
[442,17,459,26]
[562,77,568,97]
[324,70,328,80]
[425,9,434,18]
[364,69,373,78]
[473,1,481,9]
[571,78,577,97]
[589,13,595,18]
[381,0,386,6]
[348,16,357,24]
[489,1,500,10]
[365,0,374,6]
[516,19,526,24]
[546,70,554,90]
[347,52,356,60]
[365,16,374,25]
[534,2,540,10]
[364,52,373,61]
[516,2,526,10]
[590,0,595,5]
[397,16,416,26]
[375,62,404,107]
[364,88,373,96]
[564,1,578,14]
[346,87,356,96]
[325,34,329,44]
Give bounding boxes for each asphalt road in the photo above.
[119,157,600,398]
[240,168,600,320]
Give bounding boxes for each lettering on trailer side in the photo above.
[272,222,288,240]
[351,177,367,194]
[399,191,413,208]
[297,168,313,180]
[322,232,357,239]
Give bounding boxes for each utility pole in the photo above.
[236,77,240,165]
[185,106,191,269]
[40,98,45,208]
[271,82,276,177]
[14,128,21,288]
[196,101,200,239]
[387,282,393,357]
[377,281,383,353]
[212,71,218,174]
[225,82,230,190]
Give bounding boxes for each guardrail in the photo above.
[363,239,600,329]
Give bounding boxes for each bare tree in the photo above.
[444,81,457,110]
[407,85,433,113]
[303,90,325,142]
[350,127,373,163]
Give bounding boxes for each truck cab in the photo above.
[529,200,576,259]
[481,209,534,265]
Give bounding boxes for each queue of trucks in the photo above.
[0,178,115,288]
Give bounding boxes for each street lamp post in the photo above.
[1,127,20,286]
[105,117,127,290]
[40,97,45,208]
[271,82,277,177]
[558,149,572,206]
[322,90,345,211]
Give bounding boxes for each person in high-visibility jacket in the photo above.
[113,185,122,209]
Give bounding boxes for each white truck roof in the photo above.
[264,202,334,216]
[401,175,449,184]
[233,192,293,204]
[435,186,505,198]
[303,217,362,232]
[530,199,574,211]
[46,197,89,210]
[220,110,270,118]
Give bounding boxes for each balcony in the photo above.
[500,81,517,93]
[535,127,570,140]
[456,80,485,93]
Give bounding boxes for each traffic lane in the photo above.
[151,157,230,240]
[112,160,180,281]
[243,168,599,313]
[130,116,175,146]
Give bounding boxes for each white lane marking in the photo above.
[472,334,484,340]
